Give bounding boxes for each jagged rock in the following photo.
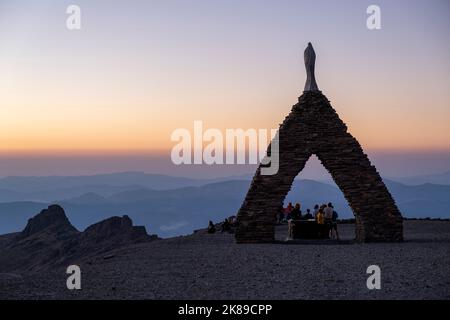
[78,215,156,253]
[0,205,158,272]
[18,204,78,239]
[83,215,149,243]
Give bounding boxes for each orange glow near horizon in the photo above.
[1,1,449,157]
[2,81,450,154]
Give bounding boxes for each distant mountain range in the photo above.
[389,171,450,186]
[0,172,449,237]
[0,172,231,202]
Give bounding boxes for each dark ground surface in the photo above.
[1,220,449,300]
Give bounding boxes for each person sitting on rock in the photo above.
[221,218,231,233]
[207,220,216,234]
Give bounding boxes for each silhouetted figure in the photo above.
[221,218,231,233]
[290,203,302,220]
[207,220,216,234]
[313,204,320,219]
[324,203,334,238]
[304,209,313,220]
[316,208,325,225]
[285,202,293,214]
[316,207,327,238]
[331,209,340,240]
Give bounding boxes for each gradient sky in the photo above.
[1,0,449,177]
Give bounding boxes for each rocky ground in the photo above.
[1,217,449,300]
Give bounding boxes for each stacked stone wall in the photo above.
[235,92,403,243]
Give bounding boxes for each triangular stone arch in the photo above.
[235,92,403,243]
[235,44,403,243]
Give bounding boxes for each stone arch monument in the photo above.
[235,43,403,243]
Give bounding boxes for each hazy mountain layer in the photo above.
[0,176,449,237]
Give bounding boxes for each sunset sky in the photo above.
[0,0,449,177]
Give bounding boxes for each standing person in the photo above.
[290,203,302,220]
[284,202,294,220]
[286,202,294,213]
[324,203,334,239]
[313,204,320,219]
[316,208,325,224]
[331,208,340,240]
[316,207,325,238]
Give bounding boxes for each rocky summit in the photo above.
[0,205,158,272]
[18,204,78,239]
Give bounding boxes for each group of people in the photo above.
[207,216,235,234]
[206,202,340,240]
[280,202,340,240]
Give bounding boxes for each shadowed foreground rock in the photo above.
[0,205,158,272]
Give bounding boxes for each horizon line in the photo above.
[2,147,450,157]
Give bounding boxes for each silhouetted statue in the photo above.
[304,42,319,92]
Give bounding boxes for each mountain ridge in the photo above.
[0,178,449,238]
[0,205,158,272]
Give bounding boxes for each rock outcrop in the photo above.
[18,205,78,239]
[82,215,149,243]
[77,215,157,255]
[0,205,158,272]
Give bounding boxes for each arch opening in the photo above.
[279,155,354,241]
